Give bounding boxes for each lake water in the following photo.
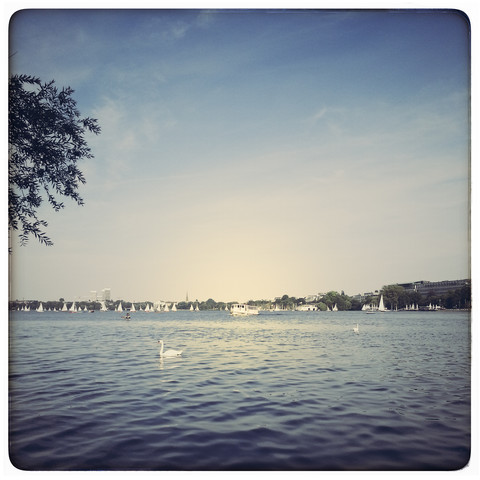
[9,310,470,470]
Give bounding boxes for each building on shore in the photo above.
[397,279,470,297]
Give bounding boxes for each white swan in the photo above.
[353,323,359,334]
[158,340,183,357]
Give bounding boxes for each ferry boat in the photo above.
[230,304,259,316]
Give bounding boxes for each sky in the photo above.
[7,7,471,303]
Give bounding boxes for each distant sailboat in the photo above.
[195,304,199,311]
[164,303,170,312]
[378,294,387,312]
[190,304,194,311]
[130,302,136,312]
[100,301,108,312]
[332,304,338,312]
[69,302,77,313]
[172,303,177,312]
[36,302,44,312]
[62,303,68,312]
[117,302,123,312]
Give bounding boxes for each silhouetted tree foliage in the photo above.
[9,74,100,246]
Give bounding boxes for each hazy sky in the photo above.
[8,9,471,303]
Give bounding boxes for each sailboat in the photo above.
[62,303,68,312]
[117,302,123,312]
[332,304,338,312]
[195,304,199,311]
[164,303,170,312]
[36,302,44,312]
[69,302,77,313]
[172,303,177,312]
[100,301,108,312]
[378,294,387,312]
[130,302,136,312]
[190,304,194,311]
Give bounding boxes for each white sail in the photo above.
[195,304,199,311]
[36,302,44,312]
[172,303,177,312]
[69,302,76,313]
[117,302,123,312]
[62,303,68,312]
[378,294,387,312]
[164,303,169,312]
[100,301,108,311]
[332,304,338,311]
[190,304,194,311]
[130,302,136,312]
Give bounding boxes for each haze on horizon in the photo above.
[8,9,470,304]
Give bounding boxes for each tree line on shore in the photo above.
[9,283,471,312]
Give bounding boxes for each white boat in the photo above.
[69,302,77,313]
[62,303,68,312]
[230,303,259,316]
[332,304,338,312]
[36,302,44,312]
[100,301,108,312]
[365,303,377,314]
[117,302,123,312]
[190,304,194,311]
[130,302,136,312]
[195,304,199,312]
[172,303,177,312]
[164,303,169,312]
[378,294,388,312]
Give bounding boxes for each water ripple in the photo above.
[9,310,470,470]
